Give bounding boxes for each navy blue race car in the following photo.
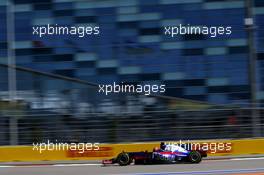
[102,142,207,166]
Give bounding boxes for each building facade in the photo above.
[0,0,264,106]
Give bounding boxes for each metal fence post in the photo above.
[245,0,261,137]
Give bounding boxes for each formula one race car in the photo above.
[102,142,207,166]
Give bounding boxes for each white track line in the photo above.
[0,165,15,168]
[202,157,264,162]
[231,157,264,161]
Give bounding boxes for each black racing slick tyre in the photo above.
[188,151,202,163]
[117,152,131,166]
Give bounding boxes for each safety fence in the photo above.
[0,107,264,145]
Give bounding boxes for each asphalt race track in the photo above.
[1,158,264,175]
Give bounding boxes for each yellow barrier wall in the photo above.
[0,139,263,162]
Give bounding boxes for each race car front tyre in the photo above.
[117,152,131,166]
[188,151,202,163]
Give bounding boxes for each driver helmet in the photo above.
[160,142,166,150]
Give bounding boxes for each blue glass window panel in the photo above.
[257,39,264,52]
[229,71,248,85]
[204,9,245,25]
[140,0,159,5]
[16,56,32,64]
[32,62,74,71]
[162,5,184,18]
[139,21,160,28]
[256,15,264,25]
[75,9,95,16]
[208,94,228,104]
[0,6,6,13]
[95,75,118,84]
[98,15,116,23]
[185,86,206,95]
[33,10,53,18]
[95,8,115,16]
[54,47,75,54]
[15,12,32,20]
[142,66,162,73]
[54,17,74,25]
[0,50,7,57]
[54,2,73,10]
[76,68,96,76]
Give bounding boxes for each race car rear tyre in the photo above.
[188,151,202,163]
[117,152,131,166]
